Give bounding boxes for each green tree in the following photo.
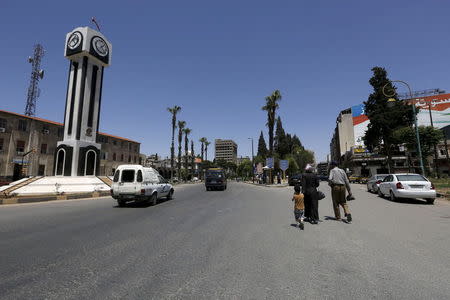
[237,159,252,179]
[363,67,414,172]
[167,105,181,180]
[183,128,192,181]
[177,120,186,179]
[257,131,268,158]
[205,140,211,161]
[199,137,207,160]
[262,90,282,157]
[191,140,195,178]
[274,116,289,158]
[394,126,443,174]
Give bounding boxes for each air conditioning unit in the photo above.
[0,127,5,133]
[17,151,24,155]
[42,129,50,134]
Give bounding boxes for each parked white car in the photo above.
[378,173,436,204]
[366,174,388,193]
[111,165,174,207]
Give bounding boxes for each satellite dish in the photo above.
[28,56,33,63]
[38,70,44,79]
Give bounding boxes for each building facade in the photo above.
[329,92,450,176]
[0,110,140,181]
[214,139,237,164]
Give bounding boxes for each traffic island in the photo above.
[0,190,111,205]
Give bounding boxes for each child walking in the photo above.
[292,185,305,230]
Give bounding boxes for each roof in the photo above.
[0,109,140,144]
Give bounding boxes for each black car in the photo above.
[205,168,227,191]
[288,174,302,186]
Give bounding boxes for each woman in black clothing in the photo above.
[301,165,320,224]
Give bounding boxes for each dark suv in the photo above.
[288,174,302,186]
[205,168,227,191]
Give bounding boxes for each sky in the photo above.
[1,0,450,162]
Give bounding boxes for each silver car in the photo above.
[378,173,436,204]
[366,174,388,193]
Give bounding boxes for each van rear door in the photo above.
[117,169,137,196]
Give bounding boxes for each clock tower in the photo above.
[54,27,112,176]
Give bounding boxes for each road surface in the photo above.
[1,182,449,299]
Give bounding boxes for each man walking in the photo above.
[328,161,353,223]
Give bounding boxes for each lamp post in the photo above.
[383,80,425,175]
[248,137,254,182]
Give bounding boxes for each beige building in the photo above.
[0,110,140,181]
[214,139,237,164]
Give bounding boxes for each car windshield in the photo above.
[121,170,135,182]
[206,171,223,178]
[396,175,427,182]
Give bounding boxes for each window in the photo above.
[0,118,6,129]
[42,124,49,134]
[121,154,124,161]
[128,155,131,163]
[128,143,131,150]
[396,174,426,182]
[113,170,120,182]
[57,127,64,137]
[18,120,27,131]
[137,170,143,182]
[38,165,45,176]
[101,152,108,160]
[121,170,135,182]
[16,140,25,153]
[113,153,116,161]
[40,143,47,154]
[113,140,117,146]
[134,156,137,163]
[0,138,3,151]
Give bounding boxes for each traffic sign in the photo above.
[280,160,289,171]
[266,157,274,169]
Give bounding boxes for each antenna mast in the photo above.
[25,44,45,116]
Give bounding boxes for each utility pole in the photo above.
[428,101,440,178]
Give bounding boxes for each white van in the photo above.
[111,165,174,207]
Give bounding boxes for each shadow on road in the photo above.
[376,195,431,205]
[113,198,172,208]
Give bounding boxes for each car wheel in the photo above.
[426,198,435,205]
[378,188,383,198]
[390,191,397,202]
[367,185,371,193]
[166,190,174,200]
[206,187,210,191]
[118,199,126,207]
[150,193,157,205]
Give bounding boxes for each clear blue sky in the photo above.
[1,0,449,162]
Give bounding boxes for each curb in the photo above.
[243,182,289,188]
[0,190,111,205]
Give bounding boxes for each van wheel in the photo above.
[167,190,174,200]
[118,199,126,207]
[206,187,210,191]
[150,193,157,205]
[426,198,435,204]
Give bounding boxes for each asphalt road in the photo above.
[1,182,450,299]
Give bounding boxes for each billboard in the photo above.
[351,93,450,153]
[409,93,450,129]
[351,104,369,152]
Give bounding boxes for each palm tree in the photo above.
[167,105,181,180]
[205,140,211,161]
[262,90,282,156]
[191,140,195,178]
[177,120,186,180]
[183,128,192,180]
[199,137,207,160]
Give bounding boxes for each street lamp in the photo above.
[248,137,254,182]
[383,80,425,175]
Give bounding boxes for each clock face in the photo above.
[92,36,109,57]
[67,32,82,50]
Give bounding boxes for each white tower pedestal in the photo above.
[54,27,112,176]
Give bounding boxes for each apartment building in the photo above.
[214,139,238,164]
